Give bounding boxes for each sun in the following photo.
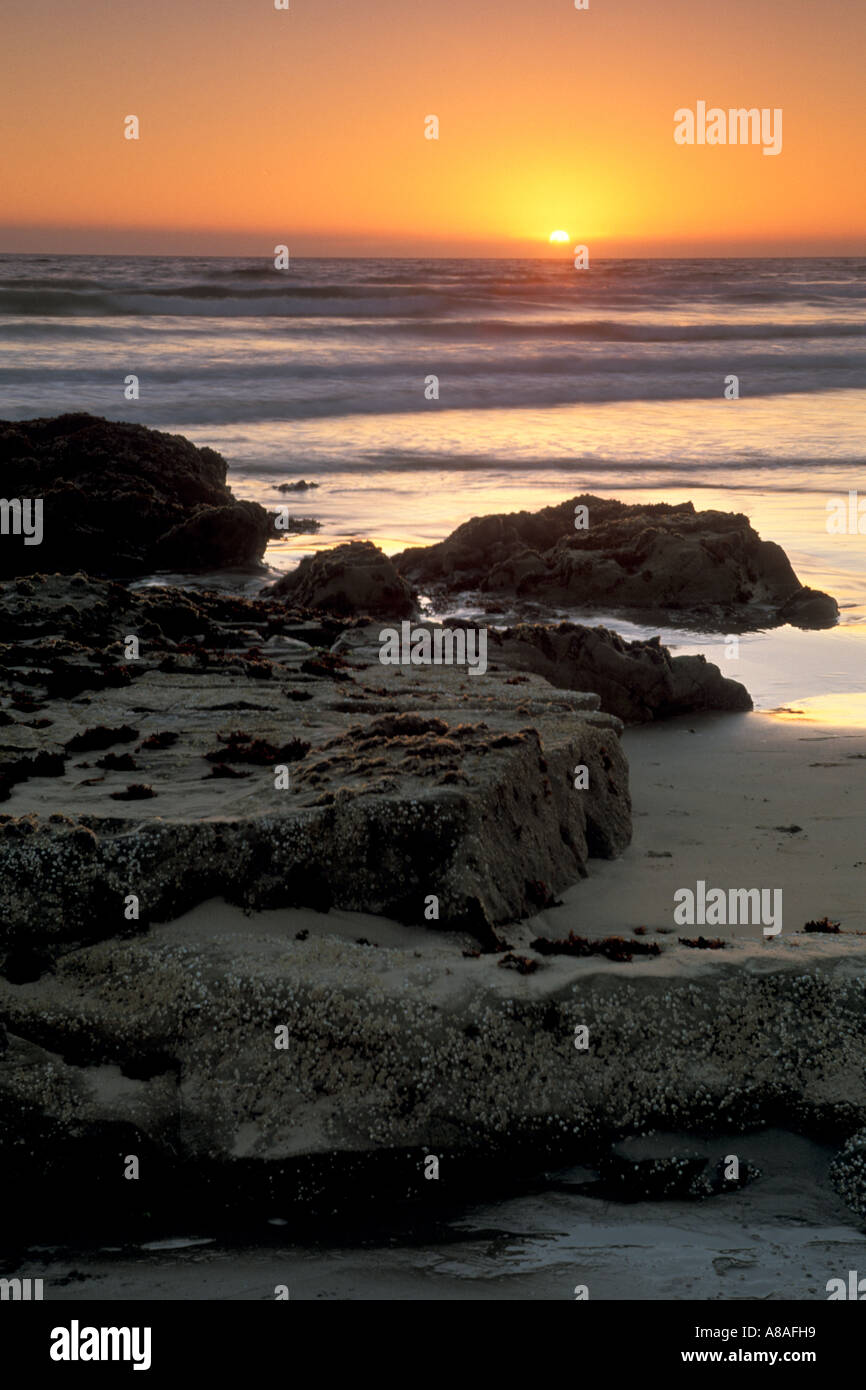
[548,230,570,243]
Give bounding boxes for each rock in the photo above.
[393,496,838,631]
[0,584,629,950]
[5,575,862,1240]
[598,1135,762,1200]
[278,516,321,535]
[489,622,752,722]
[1,934,865,1237]
[0,571,349,654]
[267,541,418,619]
[156,501,274,570]
[698,1156,762,1195]
[776,586,841,630]
[830,1129,866,1220]
[601,1137,708,1200]
[0,413,271,575]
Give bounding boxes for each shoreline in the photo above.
[2,417,865,1299]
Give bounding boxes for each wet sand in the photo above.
[521,708,866,944]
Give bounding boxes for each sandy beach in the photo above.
[530,708,866,942]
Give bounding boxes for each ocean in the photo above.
[1,253,865,711]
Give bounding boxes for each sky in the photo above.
[1,0,864,256]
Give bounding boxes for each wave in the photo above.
[0,287,451,317]
[394,318,866,342]
[2,376,862,426]
[1,283,865,347]
[1,346,861,380]
[3,254,865,303]
[231,451,866,479]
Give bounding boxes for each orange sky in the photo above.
[1,0,864,255]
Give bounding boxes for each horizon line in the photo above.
[1,250,864,262]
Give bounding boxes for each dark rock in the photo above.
[602,1139,708,1200]
[698,1156,762,1195]
[0,574,359,707]
[0,751,66,802]
[156,501,272,570]
[490,622,752,723]
[0,414,271,576]
[776,587,840,630]
[267,541,417,618]
[600,1137,761,1201]
[109,784,156,801]
[1,943,55,984]
[273,516,321,535]
[393,496,838,631]
[66,725,138,753]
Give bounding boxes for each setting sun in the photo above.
[549,230,570,243]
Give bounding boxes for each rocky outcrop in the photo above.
[267,540,417,618]
[0,577,628,951]
[0,413,272,575]
[393,496,838,631]
[1,930,865,1238]
[488,622,752,722]
[333,618,751,724]
[2,579,864,1243]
